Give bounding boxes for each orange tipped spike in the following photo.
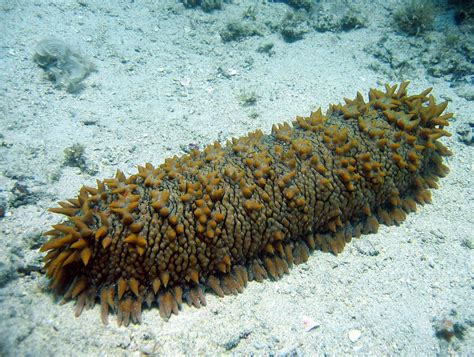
[48,207,78,216]
[118,278,127,299]
[152,278,161,294]
[129,278,140,297]
[158,292,173,320]
[80,247,92,265]
[100,289,110,325]
[40,234,76,252]
[190,270,199,285]
[102,236,112,249]
[62,251,79,266]
[95,226,108,240]
[160,272,170,287]
[70,238,88,250]
[124,234,138,245]
[71,278,87,298]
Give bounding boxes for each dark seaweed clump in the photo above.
[279,10,311,42]
[63,144,97,175]
[220,20,263,42]
[181,0,227,12]
[394,0,437,36]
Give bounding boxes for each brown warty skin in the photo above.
[41,82,453,326]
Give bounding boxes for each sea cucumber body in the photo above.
[41,82,452,325]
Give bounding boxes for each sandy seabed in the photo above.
[0,1,473,356]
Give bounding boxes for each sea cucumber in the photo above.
[41,82,453,326]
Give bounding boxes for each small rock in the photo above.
[222,329,251,350]
[462,238,474,249]
[457,122,474,146]
[455,83,474,101]
[139,342,156,356]
[354,239,379,256]
[253,340,267,350]
[302,316,320,332]
[10,182,36,208]
[217,66,239,79]
[348,329,361,342]
[435,319,455,340]
[0,189,6,218]
[276,345,301,356]
[434,318,467,341]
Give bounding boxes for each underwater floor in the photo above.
[0,1,473,355]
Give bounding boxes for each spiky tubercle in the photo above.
[41,82,453,326]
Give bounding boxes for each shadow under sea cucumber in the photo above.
[41,81,453,326]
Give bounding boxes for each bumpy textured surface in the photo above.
[41,82,453,326]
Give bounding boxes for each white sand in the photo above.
[0,1,472,355]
